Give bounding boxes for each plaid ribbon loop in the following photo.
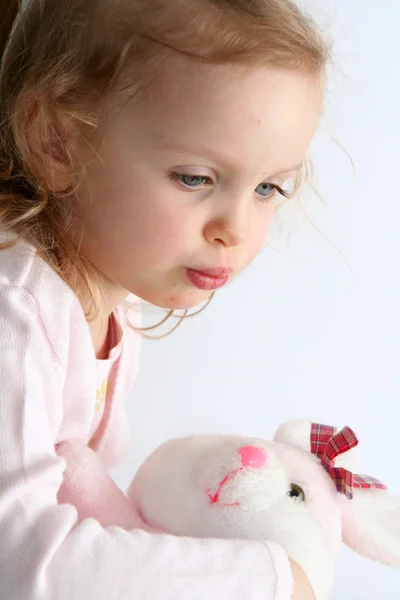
[310,423,387,500]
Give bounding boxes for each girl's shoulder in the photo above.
[0,232,92,367]
[0,232,72,296]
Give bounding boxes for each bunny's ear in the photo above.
[274,420,361,472]
[274,419,314,452]
[341,488,400,568]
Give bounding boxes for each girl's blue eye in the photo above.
[175,174,212,188]
[256,182,277,198]
[256,182,290,203]
[170,172,289,200]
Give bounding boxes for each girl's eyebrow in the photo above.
[159,141,302,179]
[265,163,303,179]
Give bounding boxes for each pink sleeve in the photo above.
[262,542,294,600]
[0,286,293,600]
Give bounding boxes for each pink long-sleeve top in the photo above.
[0,233,293,600]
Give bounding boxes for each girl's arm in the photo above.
[290,559,317,600]
[0,284,295,600]
[55,442,316,600]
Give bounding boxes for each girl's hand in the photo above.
[289,558,316,600]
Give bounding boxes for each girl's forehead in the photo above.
[115,61,322,176]
[136,59,322,119]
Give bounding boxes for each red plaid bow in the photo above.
[310,423,387,500]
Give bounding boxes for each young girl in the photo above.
[0,1,328,598]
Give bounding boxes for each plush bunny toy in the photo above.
[56,420,400,600]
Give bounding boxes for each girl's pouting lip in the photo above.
[185,267,232,290]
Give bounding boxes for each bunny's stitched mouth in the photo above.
[207,468,242,507]
[207,445,268,507]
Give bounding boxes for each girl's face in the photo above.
[70,59,322,311]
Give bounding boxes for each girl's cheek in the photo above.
[241,210,275,267]
[254,216,273,253]
[138,206,192,258]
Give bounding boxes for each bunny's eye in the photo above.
[288,484,305,502]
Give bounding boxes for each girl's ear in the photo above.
[341,489,400,568]
[40,136,72,193]
[23,95,76,194]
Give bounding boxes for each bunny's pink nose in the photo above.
[238,445,269,468]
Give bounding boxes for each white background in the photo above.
[112,2,400,598]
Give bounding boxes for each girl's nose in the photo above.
[238,445,269,468]
[203,216,246,248]
[203,195,249,248]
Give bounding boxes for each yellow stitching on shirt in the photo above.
[95,377,108,413]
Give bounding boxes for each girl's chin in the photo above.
[141,288,212,312]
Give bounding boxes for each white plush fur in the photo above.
[127,420,400,600]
